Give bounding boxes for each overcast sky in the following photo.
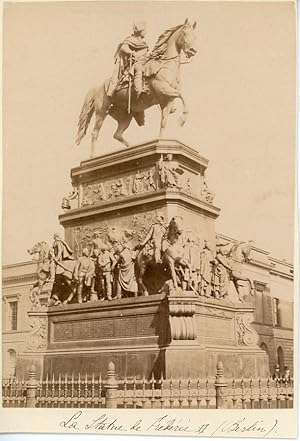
[3,1,296,265]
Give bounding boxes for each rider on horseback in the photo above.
[52,233,74,262]
[136,214,166,264]
[107,21,149,99]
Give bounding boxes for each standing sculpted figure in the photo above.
[214,237,232,299]
[73,247,95,303]
[133,170,144,193]
[107,21,149,99]
[199,240,214,297]
[113,241,138,298]
[92,230,105,254]
[137,214,166,264]
[95,243,117,301]
[158,154,184,189]
[145,169,156,191]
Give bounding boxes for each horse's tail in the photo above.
[76,88,95,145]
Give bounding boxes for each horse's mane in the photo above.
[150,24,184,59]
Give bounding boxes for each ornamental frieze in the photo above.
[65,161,215,209]
[81,167,158,208]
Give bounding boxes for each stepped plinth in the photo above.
[42,293,268,379]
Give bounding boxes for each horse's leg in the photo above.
[231,276,244,302]
[113,113,133,147]
[91,111,106,158]
[62,279,76,304]
[137,271,149,296]
[90,84,110,158]
[151,79,188,130]
[232,272,254,297]
[165,254,178,289]
[136,255,149,296]
[160,100,174,138]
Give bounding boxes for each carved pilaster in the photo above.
[235,312,259,346]
[25,312,48,351]
[168,293,197,340]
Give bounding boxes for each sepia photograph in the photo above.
[1,0,297,437]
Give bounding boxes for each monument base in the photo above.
[33,293,269,380]
[163,344,269,379]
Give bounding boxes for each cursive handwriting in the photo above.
[211,417,278,437]
[59,411,279,438]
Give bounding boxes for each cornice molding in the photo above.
[71,139,208,182]
[59,189,220,225]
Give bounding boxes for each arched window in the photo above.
[260,342,269,354]
[6,349,17,377]
[277,346,284,375]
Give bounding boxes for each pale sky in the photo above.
[3,1,296,265]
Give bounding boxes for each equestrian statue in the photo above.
[76,19,197,157]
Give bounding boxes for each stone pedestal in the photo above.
[59,139,220,260]
[41,293,268,379]
[24,139,268,381]
[18,311,48,379]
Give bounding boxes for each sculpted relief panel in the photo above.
[81,167,158,208]
[62,155,215,210]
[29,209,254,314]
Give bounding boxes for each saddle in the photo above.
[114,58,161,94]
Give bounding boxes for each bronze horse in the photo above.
[28,242,77,305]
[76,20,197,157]
[135,216,190,294]
[227,241,255,302]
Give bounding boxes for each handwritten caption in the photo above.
[60,411,278,438]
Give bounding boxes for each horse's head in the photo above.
[230,241,253,263]
[242,240,254,262]
[151,20,197,61]
[28,241,50,261]
[177,19,197,58]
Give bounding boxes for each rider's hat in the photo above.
[133,21,146,33]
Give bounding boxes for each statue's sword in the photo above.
[127,53,133,113]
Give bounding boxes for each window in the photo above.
[273,298,280,327]
[277,346,285,375]
[255,289,264,323]
[6,349,17,377]
[9,301,18,331]
[260,342,268,355]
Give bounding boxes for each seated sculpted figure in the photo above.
[107,21,149,99]
[158,154,184,189]
[52,233,74,262]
